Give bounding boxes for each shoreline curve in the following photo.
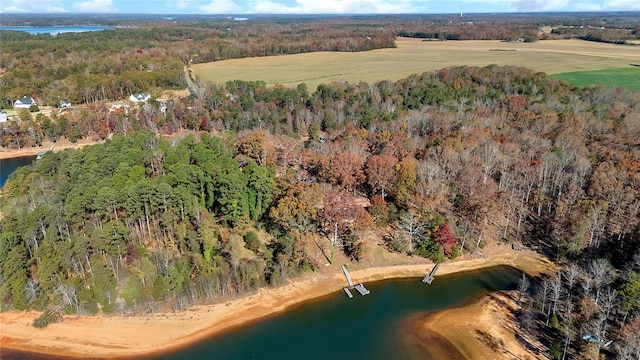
[0,251,552,359]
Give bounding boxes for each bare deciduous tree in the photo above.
[398,210,425,252]
[549,272,563,322]
[518,272,529,306]
[589,258,615,305]
[563,263,581,296]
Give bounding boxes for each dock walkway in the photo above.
[341,265,370,298]
[422,263,440,284]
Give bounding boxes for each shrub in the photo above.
[387,231,409,254]
[244,231,261,252]
[32,310,61,328]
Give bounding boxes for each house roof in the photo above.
[16,96,35,104]
[131,93,149,101]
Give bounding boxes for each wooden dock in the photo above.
[422,263,440,284]
[354,284,370,295]
[344,287,353,298]
[342,265,354,287]
[342,265,370,298]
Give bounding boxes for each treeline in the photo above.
[6,13,639,108]
[394,13,640,43]
[1,66,639,357]
[395,20,540,41]
[0,19,395,107]
[0,29,187,106]
[550,27,638,44]
[4,13,638,108]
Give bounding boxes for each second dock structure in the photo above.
[342,265,371,298]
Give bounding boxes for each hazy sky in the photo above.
[1,0,639,14]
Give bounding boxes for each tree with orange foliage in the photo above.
[269,183,322,233]
[327,149,366,193]
[317,188,372,263]
[365,154,397,199]
[236,130,270,166]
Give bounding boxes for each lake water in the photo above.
[154,266,520,360]
[0,156,36,188]
[0,26,108,35]
[0,266,520,360]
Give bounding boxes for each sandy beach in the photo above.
[0,139,101,160]
[0,250,551,359]
[0,130,207,161]
[406,290,550,360]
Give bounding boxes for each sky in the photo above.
[0,0,639,14]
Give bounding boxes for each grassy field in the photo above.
[550,67,640,91]
[193,38,640,90]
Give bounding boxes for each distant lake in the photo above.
[0,26,108,35]
[0,156,36,188]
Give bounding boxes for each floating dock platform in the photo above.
[354,284,370,295]
[344,287,353,298]
[422,263,440,285]
[342,265,370,298]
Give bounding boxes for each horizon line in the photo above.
[2,10,640,16]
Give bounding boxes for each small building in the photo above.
[14,96,37,109]
[187,86,198,98]
[0,111,7,123]
[129,93,151,103]
[60,99,72,109]
[159,100,168,114]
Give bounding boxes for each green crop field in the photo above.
[192,38,640,90]
[550,67,640,91]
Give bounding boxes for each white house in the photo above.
[14,96,37,109]
[129,93,151,103]
[0,111,7,123]
[60,99,72,109]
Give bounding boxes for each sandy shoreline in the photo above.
[0,139,101,160]
[408,255,553,360]
[413,290,550,360]
[0,251,551,359]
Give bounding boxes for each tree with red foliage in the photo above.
[435,223,456,257]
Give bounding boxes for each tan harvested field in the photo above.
[193,38,640,89]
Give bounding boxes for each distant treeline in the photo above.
[0,19,395,107]
[551,26,638,44]
[3,14,639,108]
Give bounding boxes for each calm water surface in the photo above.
[0,26,108,35]
[0,156,36,188]
[155,266,520,360]
[1,266,520,360]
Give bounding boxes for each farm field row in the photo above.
[193,38,640,90]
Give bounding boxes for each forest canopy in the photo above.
[1,64,639,357]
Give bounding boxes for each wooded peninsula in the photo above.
[1,13,639,360]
